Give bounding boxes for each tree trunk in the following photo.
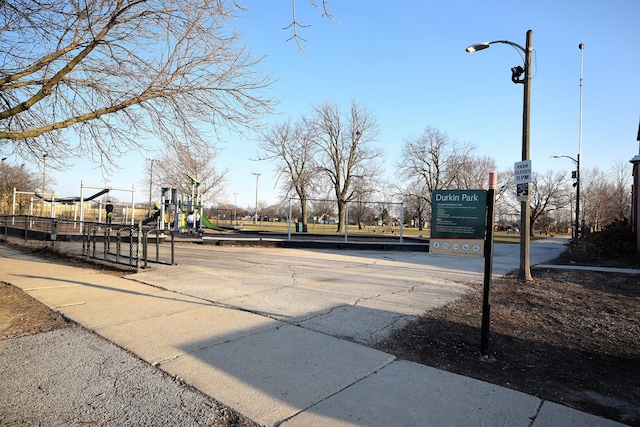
[336,199,347,233]
[300,198,308,225]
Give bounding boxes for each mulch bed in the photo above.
[375,268,640,426]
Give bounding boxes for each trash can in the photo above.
[296,222,303,232]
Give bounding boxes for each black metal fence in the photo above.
[0,215,175,270]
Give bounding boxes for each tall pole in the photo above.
[233,192,238,225]
[465,30,533,281]
[518,30,533,281]
[576,43,584,245]
[251,172,260,224]
[147,158,155,216]
[41,153,47,216]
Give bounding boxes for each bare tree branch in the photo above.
[0,1,274,170]
[311,99,381,232]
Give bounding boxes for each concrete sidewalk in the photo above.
[0,243,628,426]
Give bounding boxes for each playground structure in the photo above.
[11,181,139,232]
[10,174,225,234]
[158,173,215,233]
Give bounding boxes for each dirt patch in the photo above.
[375,268,640,426]
[0,281,70,339]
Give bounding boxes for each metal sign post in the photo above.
[481,173,497,357]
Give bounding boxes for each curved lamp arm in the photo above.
[466,39,528,84]
[466,40,526,54]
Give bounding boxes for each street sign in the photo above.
[514,160,532,184]
[430,190,487,258]
[516,183,529,201]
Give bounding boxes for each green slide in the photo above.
[201,213,226,231]
[142,208,161,225]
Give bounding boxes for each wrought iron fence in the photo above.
[0,215,175,269]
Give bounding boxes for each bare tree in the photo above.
[257,117,317,225]
[494,169,523,231]
[155,140,227,205]
[0,1,273,170]
[454,154,497,189]
[529,170,568,236]
[397,179,431,230]
[284,0,337,53]
[398,126,473,211]
[604,161,632,223]
[579,167,607,232]
[577,163,632,233]
[0,161,39,214]
[311,100,382,233]
[348,175,382,229]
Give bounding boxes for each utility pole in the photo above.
[251,172,260,224]
[147,158,156,216]
[233,192,238,225]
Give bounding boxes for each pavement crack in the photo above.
[353,284,418,307]
[528,399,544,427]
[273,265,298,294]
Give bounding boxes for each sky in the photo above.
[42,0,640,209]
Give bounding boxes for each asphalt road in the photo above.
[133,237,570,345]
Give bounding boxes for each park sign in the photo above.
[430,190,487,258]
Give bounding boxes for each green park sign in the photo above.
[430,190,487,258]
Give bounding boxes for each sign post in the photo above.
[481,173,497,357]
[429,174,498,356]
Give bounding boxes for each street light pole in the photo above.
[576,153,581,242]
[466,29,533,280]
[550,155,580,245]
[577,42,584,244]
[233,192,238,225]
[41,153,47,217]
[251,172,260,224]
[147,158,155,216]
[519,30,533,281]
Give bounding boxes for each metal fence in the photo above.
[0,215,175,270]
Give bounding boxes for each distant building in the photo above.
[631,119,640,251]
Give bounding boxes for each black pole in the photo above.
[575,154,580,245]
[518,29,533,281]
[481,174,497,357]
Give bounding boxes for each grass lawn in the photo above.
[230,221,558,244]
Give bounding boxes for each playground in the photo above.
[9,175,226,234]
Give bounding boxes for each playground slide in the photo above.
[141,209,160,225]
[201,213,227,231]
[33,188,109,203]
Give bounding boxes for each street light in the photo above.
[551,155,580,245]
[251,172,260,224]
[466,30,533,281]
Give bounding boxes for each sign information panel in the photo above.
[514,160,532,184]
[430,190,487,258]
[514,160,532,201]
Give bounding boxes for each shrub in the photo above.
[565,219,639,267]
